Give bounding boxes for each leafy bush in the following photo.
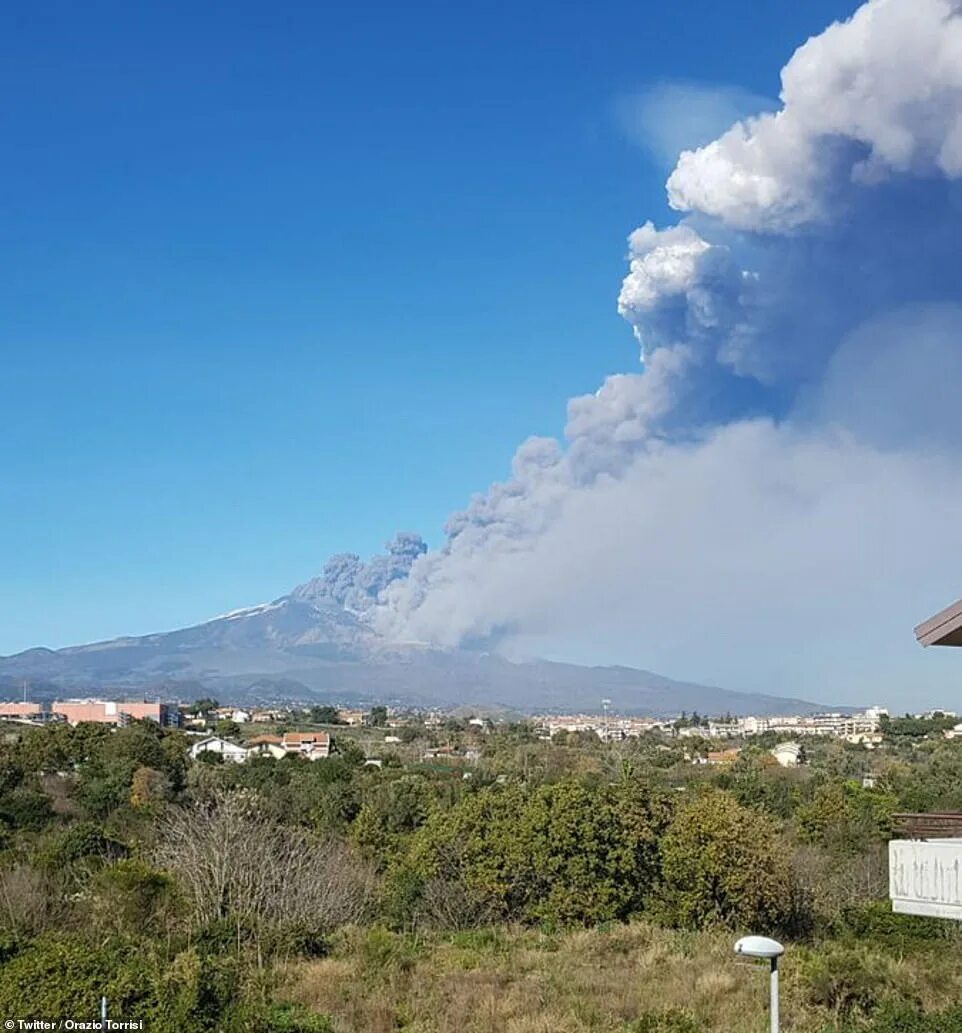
[89,859,179,937]
[796,781,896,856]
[837,1002,962,1033]
[830,899,952,952]
[625,1009,704,1033]
[258,1004,335,1032]
[0,935,246,1033]
[357,926,422,976]
[0,789,55,831]
[656,789,799,933]
[404,778,669,926]
[0,935,155,1020]
[35,820,125,868]
[800,944,919,1018]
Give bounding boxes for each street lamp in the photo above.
[734,935,784,1033]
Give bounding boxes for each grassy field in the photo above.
[274,920,962,1033]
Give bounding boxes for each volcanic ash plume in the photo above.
[374,0,962,701]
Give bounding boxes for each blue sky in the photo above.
[1,0,858,654]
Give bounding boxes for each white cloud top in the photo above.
[373,0,962,707]
[668,0,962,229]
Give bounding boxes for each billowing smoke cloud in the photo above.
[372,0,962,707]
[668,0,962,231]
[293,532,426,615]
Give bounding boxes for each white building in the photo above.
[770,741,803,768]
[246,735,286,759]
[189,736,249,764]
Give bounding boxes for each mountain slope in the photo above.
[0,535,835,715]
[0,600,828,717]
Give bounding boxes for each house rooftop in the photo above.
[282,731,330,745]
[916,597,962,647]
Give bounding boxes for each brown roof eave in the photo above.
[915,596,962,647]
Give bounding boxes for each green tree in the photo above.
[796,780,896,856]
[333,737,366,765]
[308,706,343,725]
[401,777,669,925]
[366,706,388,728]
[75,722,172,820]
[350,775,435,868]
[0,788,55,831]
[130,766,171,809]
[185,698,219,716]
[657,788,798,933]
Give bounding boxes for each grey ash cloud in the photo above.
[291,532,426,614]
[360,0,962,709]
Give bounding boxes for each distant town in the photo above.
[1,695,956,771]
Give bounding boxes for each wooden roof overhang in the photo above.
[915,597,962,647]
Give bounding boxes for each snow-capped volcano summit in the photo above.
[0,533,828,716]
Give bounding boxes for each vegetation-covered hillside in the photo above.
[1,713,961,1031]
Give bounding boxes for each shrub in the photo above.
[656,789,798,933]
[89,859,179,938]
[838,1002,962,1033]
[357,926,422,976]
[796,781,896,856]
[800,944,919,1018]
[0,788,55,831]
[0,935,156,1021]
[0,936,246,1032]
[830,899,953,952]
[258,1004,335,1032]
[35,820,125,869]
[625,1009,704,1033]
[404,778,669,926]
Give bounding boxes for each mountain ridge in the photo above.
[0,535,841,716]
[0,592,834,718]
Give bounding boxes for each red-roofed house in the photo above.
[281,731,331,760]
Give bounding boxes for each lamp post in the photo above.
[734,936,784,1033]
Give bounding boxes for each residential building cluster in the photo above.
[533,706,890,745]
[184,705,367,728]
[189,731,331,763]
[0,698,373,730]
[536,714,666,741]
[686,706,889,745]
[5,697,957,757]
[691,741,805,769]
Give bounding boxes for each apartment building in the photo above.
[51,699,179,727]
[0,701,44,720]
